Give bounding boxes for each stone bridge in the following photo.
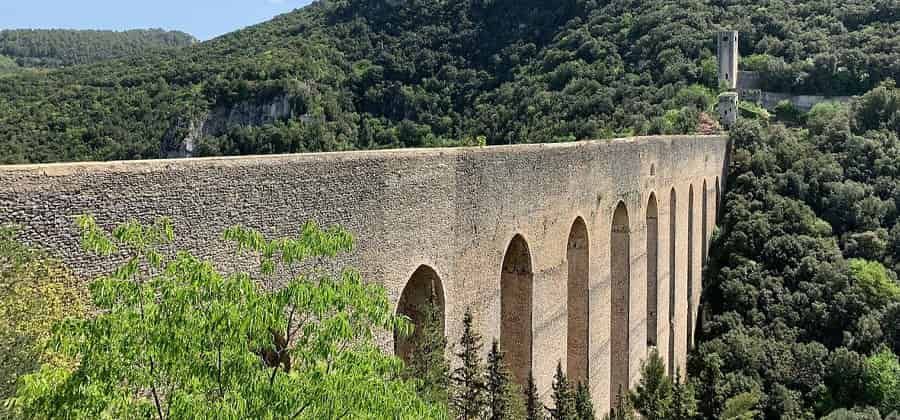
[0,134,729,413]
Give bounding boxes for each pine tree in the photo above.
[403,291,450,406]
[631,349,673,420]
[549,362,577,420]
[670,373,699,420]
[526,371,546,420]
[485,339,521,420]
[574,382,595,420]
[606,386,636,420]
[450,308,485,419]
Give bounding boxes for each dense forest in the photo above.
[2,0,900,418]
[0,29,195,69]
[694,84,900,419]
[0,0,898,164]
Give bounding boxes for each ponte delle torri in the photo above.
[0,134,728,413]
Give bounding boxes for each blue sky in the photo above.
[0,0,315,41]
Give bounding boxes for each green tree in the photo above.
[822,407,884,420]
[631,349,673,420]
[721,392,761,420]
[0,227,87,419]
[850,259,900,304]
[574,382,595,420]
[864,347,900,416]
[670,374,699,420]
[485,339,522,420]
[549,362,576,420]
[606,388,636,420]
[450,308,485,419]
[403,293,450,407]
[526,371,546,420]
[8,217,443,419]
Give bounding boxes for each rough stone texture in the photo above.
[719,92,739,128]
[162,93,312,158]
[0,135,728,413]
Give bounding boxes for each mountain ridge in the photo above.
[0,0,897,164]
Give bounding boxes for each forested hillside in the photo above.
[0,29,195,69]
[0,0,898,164]
[694,84,900,419]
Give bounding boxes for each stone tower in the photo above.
[717,31,739,90]
[718,92,739,129]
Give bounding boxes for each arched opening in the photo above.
[567,218,589,383]
[668,189,677,376]
[395,265,446,364]
[502,234,533,389]
[610,202,631,406]
[715,177,721,222]
[702,180,709,269]
[687,185,695,352]
[646,194,659,352]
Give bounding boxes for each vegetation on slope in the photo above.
[3,87,899,419]
[694,83,900,419]
[0,227,87,419]
[6,218,443,419]
[1,0,898,164]
[0,29,195,68]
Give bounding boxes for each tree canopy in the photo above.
[0,29,195,68]
[2,0,897,164]
[6,217,444,419]
[693,83,900,419]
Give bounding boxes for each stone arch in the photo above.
[702,180,709,269]
[646,194,659,351]
[668,188,677,376]
[687,185,695,351]
[715,176,721,222]
[610,202,631,406]
[567,217,589,383]
[501,234,534,389]
[395,265,446,364]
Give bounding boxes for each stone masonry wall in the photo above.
[0,135,729,413]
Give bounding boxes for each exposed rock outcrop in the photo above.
[162,94,298,158]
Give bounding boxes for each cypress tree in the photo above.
[631,349,673,420]
[450,308,485,419]
[670,373,699,420]
[574,382,595,420]
[403,291,450,405]
[485,339,521,420]
[525,371,546,420]
[549,362,576,420]
[606,386,636,420]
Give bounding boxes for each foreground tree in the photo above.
[631,349,673,420]
[8,217,443,419]
[485,339,523,419]
[526,372,546,420]
[670,373,700,420]
[606,388,636,420]
[574,382,595,420]
[402,293,450,407]
[0,227,86,419]
[549,362,576,420]
[451,308,485,419]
